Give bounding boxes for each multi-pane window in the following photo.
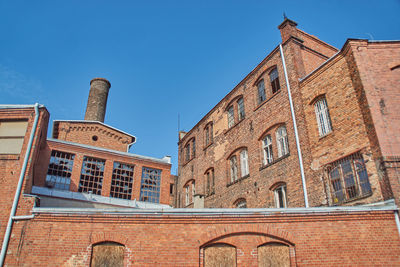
[185,143,190,162]
[328,153,372,204]
[227,106,235,128]
[314,97,332,136]
[274,184,287,208]
[237,98,245,121]
[236,199,247,208]
[46,150,75,190]
[110,162,134,200]
[78,156,105,195]
[140,167,161,203]
[262,135,273,165]
[206,168,215,195]
[269,68,280,94]
[257,79,266,103]
[205,123,213,147]
[230,156,238,182]
[192,139,196,158]
[276,126,289,157]
[184,138,196,163]
[240,149,249,177]
[185,185,189,206]
[192,180,196,199]
[0,120,28,154]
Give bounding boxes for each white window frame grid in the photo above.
[227,106,235,128]
[276,126,289,157]
[237,98,245,121]
[315,97,332,136]
[139,167,161,203]
[230,156,238,182]
[46,150,75,191]
[262,135,273,165]
[240,149,249,177]
[274,184,287,208]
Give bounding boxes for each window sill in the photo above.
[254,90,281,112]
[227,174,250,187]
[0,154,20,160]
[318,131,333,140]
[224,118,245,135]
[203,142,213,151]
[332,192,373,206]
[259,153,290,171]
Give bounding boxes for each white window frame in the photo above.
[314,97,332,136]
[240,149,249,177]
[230,156,238,182]
[185,185,189,206]
[274,184,287,208]
[227,106,235,128]
[262,135,273,165]
[276,126,289,157]
[192,181,195,201]
[257,79,266,103]
[237,98,245,121]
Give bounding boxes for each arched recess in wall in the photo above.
[203,243,237,267]
[91,241,125,267]
[257,242,290,267]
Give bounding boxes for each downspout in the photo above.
[0,103,40,266]
[395,210,400,237]
[279,44,309,208]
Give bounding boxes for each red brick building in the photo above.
[0,18,399,266]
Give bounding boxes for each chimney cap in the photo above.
[278,18,298,29]
[90,77,111,88]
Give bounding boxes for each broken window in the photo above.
[91,242,124,267]
[258,242,290,267]
[0,120,28,154]
[140,167,161,203]
[269,68,281,94]
[78,156,105,195]
[45,150,75,190]
[110,162,134,200]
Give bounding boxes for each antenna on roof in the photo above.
[283,12,287,20]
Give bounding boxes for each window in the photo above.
[192,180,196,199]
[78,156,105,195]
[205,123,213,147]
[192,138,196,158]
[257,79,266,103]
[328,153,372,204]
[185,143,190,162]
[204,244,236,267]
[205,168,215,195]
[258,243,290,266]
[45,150,75,190]
[262,135,273,165]
[235,199,247,208]
[237,98,245,121]
[227,106,235,128]
[0,120,28,154]
[185,185,189,206]
[170,183,174,195]
[184,179,195,205]
[276,126,289,157]
[240,149,249,177]
[91,242,124,267]
[184,138,196,163]
[230,156,238,182]
[140,167,161,203]
[110,162,134,200]
[269,68,280,94]
[274,184,287,208]
[314,97,332,136]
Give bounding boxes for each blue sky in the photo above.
[1,0,399,173]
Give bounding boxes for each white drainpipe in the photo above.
[279,44,309,208]
[395,210,400,237]
[0,103,40,266]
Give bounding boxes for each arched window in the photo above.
[269,68,280,94]
[184,138,196,163]
[230,155,238,182]
[237,97,245,121]
[276,126,289,157]
[227,105,235,128]
[91,242,124,267]
[262,134,273,165]
[204,122,213,147]
[205,168,215,195]
[257,79,266,104]
[234,198,247,208]
[273,183,287,208]
[239,149,249,177]
[314,97,332,136]
[184,143,191,162]
[183,179,196,206]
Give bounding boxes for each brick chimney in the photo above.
[84,78,111,122]
[278,18,299,43]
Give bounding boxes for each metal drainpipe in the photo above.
[279,44,309,208]
[395,210,400,237]
[0,103,40,266]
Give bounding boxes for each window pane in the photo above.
[258,80,266,103]
[110,162,134,200]
[46,150,75,191]
[140,167,161,203]
[228,106,235,128]
[237,98,245,120]
[78,156,105,195]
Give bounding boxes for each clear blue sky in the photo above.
[1,0,399,174]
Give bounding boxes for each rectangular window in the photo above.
[192,139,196,158]
[185,186,189,206]
[237,98,245,121]
[227,106,235,128]
[230,156,238,182]
[110,162,134,200]
[270,68,280,94]
[257,80,266,103]
[78,156,105,195]
[205,124,213,147]
[185,144,190,162]
[192,181,195,200]
[240,149,249,177]
[46,150,75,191]
[263,135,273,165]
[0,120,28,154]
[315,97,332,136]
[328,153,372,204]
[274,185,287,208]
[140,167,161,203]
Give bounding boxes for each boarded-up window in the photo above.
[91,242,124,267]
[258,243,290,267]
[204,244,236,267]
[0,121,28,154]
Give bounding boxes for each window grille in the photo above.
[237,98,245,121]
[110,162,134,200]
[46,150,75,190]
[270,68,280,94]
[314,97,332,136]
[78,156,105,195]
[327,152,372,204]
[228,106,235,128]
[276,126,289,157]
[240,149,249,177]
[140,167,161,203]
[262,135,273,165]
[230,156,238,182]
[257,79,266,103]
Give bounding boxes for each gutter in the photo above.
[0,103,40,266]
[279,44,309,208]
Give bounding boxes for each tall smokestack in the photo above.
[84,78,111,122]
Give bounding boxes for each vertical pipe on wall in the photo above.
[279,44,309,208]
[0,103,40,266]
